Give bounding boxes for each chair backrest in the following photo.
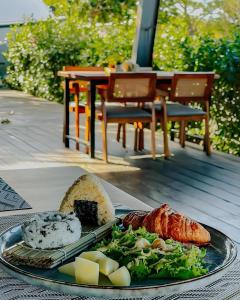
[170,73,215,103]
[63,66,104,71]
[107,73,157,103]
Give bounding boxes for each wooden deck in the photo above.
[1,89,240,244]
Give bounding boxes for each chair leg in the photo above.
[84,106,90,154]
[170,122,175,141]
[139,128,144,151]
[122,124,126,148]
[204,117,211,155]
[75,111,80,151]
[151,122,156,160]
[134,127,138,151]
[138,122,144,151]
[179,121,186,148]
[161,119,171,159]
[116,124,121,143]
[102,120,108,162]
[160,97,171,158]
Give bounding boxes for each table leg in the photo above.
[89,81,96,158]
[63,78,70,148]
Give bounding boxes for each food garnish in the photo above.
[93,225,208,281]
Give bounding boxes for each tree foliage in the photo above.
[4,16,134,101]
[43,0,136,21]
[181,35,240,154]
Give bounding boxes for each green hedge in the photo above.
[181,36,240,155]
[3,17,240,155]
[4,17,134,102]
[153,21,240,155]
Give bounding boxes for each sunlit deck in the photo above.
[1,89,240,245]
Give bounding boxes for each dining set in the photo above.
[58,67,216,162]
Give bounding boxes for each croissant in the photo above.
[122,210,148,230]
[123,204,211,245]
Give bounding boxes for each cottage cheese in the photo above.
[22,212,81,249]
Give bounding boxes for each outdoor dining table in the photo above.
[57,70,218,159]
[0,166,239,300]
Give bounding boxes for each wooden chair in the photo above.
[157,73,215,158]
[63,66,104,151]
[136,87,171,152]
[96,73,157,162]
[116,67,154,150]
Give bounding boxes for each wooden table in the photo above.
[57,70,217,158]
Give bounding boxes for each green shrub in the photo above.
[180,35,240,155]
[4,17,134,102]
[153,23,240,155]
[153,18,188,71]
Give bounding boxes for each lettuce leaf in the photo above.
[93,225,208,281]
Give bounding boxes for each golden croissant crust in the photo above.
[123,204,211,245]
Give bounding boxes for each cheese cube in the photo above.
[108,266,131,286]
[79,251,106,262]
[58,262,75,277]
[98,257,119,276]
[75,257,99,285]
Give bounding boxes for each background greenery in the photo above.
[3,0,240,155]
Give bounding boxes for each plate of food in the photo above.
[0,174,237,299]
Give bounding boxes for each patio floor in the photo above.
[1,89,240,244]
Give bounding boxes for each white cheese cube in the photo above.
[75,257,99,285]
[98,257,119,276]
[79,251,106,262]
[108,266,131,286]
[58,262,75,277]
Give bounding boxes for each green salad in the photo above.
[92,225,208,281]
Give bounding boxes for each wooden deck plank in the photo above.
[174,154,240,182]
[130,157,240,208]
[0,131,37,157]
[4,126,58,153]
[164,162,240,198]
[178,145,240,175]
[128,168,240,220]
[170,157,240,196]
[156,153,240,187]
[152,160,240,208]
